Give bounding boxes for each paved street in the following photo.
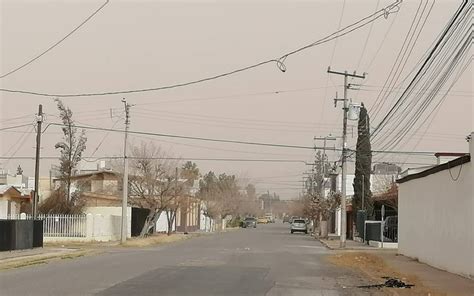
[0,223,373,296]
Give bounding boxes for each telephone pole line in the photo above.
[328,67,365,248]
[121,99,131,244]
[33,104,43,219]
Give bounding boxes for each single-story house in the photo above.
[0,185,32,218]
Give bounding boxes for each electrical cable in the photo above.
[374,13,471,151]
[89,116,124,157]
[0,123,34,132]
[0,0,402,97]
[321,0,347,122]
[355,0,381,72]
[374,0,435,122]
[370,0,425,119]
[371,0,468,140]
[42,121,437,156]
[0,0,110,79]
[1,125,35,166]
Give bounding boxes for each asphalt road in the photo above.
[0,223,374,296]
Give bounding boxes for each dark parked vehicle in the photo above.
[242,217,257,228]
[283,216,290,223]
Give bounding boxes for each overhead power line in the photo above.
[0,0,401,97]
[46,122,317,150]
[42,122,437,156]
[372,0,470,152]
[0,123,33,132]
[0,156,308,164]
[0,0,109,79]
[372,0,469,140]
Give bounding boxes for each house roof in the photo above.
[434,152,468,157]
[0,185,30,199]
[397,154,470,184]
[0,185,21,195]
[53,170,117,181]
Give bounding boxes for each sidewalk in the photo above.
[326,248,474,295]
[379,251,474,295]
[0,247,86,270]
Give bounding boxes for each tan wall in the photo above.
[91,180,103,192]
[102,180,118,193]
[38,177,52,202]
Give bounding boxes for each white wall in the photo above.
[0,200,8,219]
[84,207,131,239]
[398,151,473,277]
[155,211,175,233]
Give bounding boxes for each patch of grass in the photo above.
[7,259,47,269]
[45,241,119,249]
[0,251,91,271]
[60,252,87,260]
[0,255,55,271]
[122,233,196,247]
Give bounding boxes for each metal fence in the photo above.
[383,224,398,242]
[5,214,87,238]
[364,220,398,243]
[365,221,382,242]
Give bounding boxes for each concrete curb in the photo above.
[0,248,89,271]
[318,239,336,250]
[319,239,378,251]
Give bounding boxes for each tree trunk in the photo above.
[140,209,162,237]
[166,210,176,236]
[320,220,328,238]
[312,218,318,238]
[66,178,71,203]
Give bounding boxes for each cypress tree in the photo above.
[352,104,373,217]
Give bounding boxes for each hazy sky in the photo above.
[1,0,472,199]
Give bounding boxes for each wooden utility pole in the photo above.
[327,67,365,248]
[33,104,43,219]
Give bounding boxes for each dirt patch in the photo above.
[45,241,119,249]
[327,252,447,296]
[122,233,199,247]
[0,250,93,271]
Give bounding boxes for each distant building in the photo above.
[373,163,401,175]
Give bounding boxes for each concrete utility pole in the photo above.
[121,99,131,244]
[328,67,365,248]
[33,104,43,219]
[314,135,336,198]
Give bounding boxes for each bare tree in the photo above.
[127,142,180,237]
[302,192,340,237]
[197,171,241,231]
[164,161,200,235]
[374,183,398,213]
[39,99,87,214]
